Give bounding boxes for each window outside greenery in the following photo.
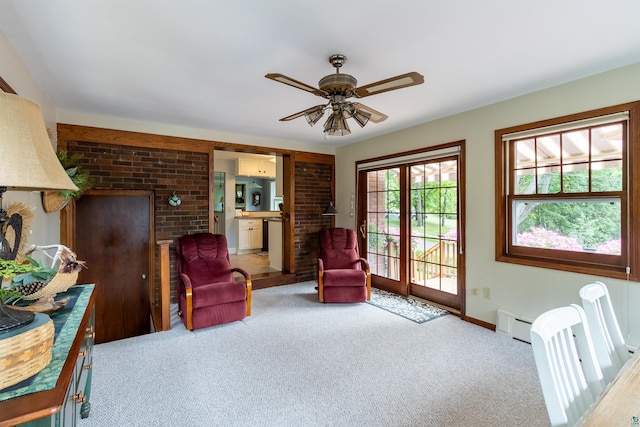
[367,169,457,255]
[513,199,620,253]
[509,121,624,256]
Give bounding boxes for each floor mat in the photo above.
[367,288,449,323]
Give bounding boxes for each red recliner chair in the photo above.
[176,233,252,330]
[317,227,371,303]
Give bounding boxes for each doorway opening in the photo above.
[213,149,293,287]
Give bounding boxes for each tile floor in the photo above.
[229,253,281,276]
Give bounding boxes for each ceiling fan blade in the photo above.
[279,104,327,122]
[352,103,388,123]
[354,72,424,98]
[265,73,328,97]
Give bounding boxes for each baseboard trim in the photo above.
[253,273,297,289]
[463,315,496,331]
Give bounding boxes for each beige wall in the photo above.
[335,62,640,348]
[0,32,61,248]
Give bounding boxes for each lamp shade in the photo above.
[0,92,78,192]
[323,112,351,136]
[304,105,325,126]
[350,108,371,128]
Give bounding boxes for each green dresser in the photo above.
[0,284,95,427]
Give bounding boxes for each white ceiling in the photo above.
[2,1,640,150]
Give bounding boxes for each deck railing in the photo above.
[411,240,457,282]
[368,239,457,283]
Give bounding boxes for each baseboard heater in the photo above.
[496,309,533,344]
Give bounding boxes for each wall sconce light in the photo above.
[168,192,181,207]
[321,180,337,216]
[322,200,337,216]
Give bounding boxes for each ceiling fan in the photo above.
[265,54,424,137]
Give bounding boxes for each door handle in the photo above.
[142,274,147,280]
[359,220,367,239]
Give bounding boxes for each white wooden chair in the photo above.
[579,281,630,384]
[530,305,606,427]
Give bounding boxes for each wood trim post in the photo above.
[318,270,324,303]
[246,280,252,317]
[156,240,173,331]
[185,289,193,331]
[208,146,216,232]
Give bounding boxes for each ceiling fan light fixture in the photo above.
[322,114,335,134]
[319,74,357,94]
[266,53,424,138]
[304,106,325,126]
[323,112,351,136]
[351,108,371,128]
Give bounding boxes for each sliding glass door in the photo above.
[362,168,402,282]
[357,144,464,311]
[408,158,460,308]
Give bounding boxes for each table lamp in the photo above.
[0,91,78,333]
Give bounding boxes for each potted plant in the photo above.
[0,256,57,303]
[42,149,92,213]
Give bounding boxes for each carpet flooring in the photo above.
[367,288,449,323]
[78,281,548,427]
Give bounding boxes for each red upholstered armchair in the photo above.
[176,233,252,330]
[317,228,371,303]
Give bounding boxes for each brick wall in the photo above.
[66,139,336,296]
[67,141,210,301]
[294,161,334,282]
